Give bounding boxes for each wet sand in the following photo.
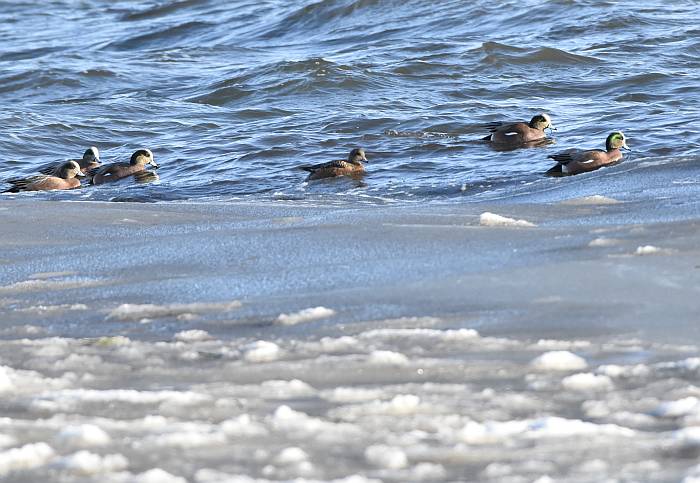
[1,198,700,482]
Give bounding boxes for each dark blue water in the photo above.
[1,0,699,203]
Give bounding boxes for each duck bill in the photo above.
[622,142,631,151]
[362,155,368,163]
[549,125,557,132]
[76,171,86,177]
[149,160,160,169]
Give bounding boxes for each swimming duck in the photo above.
[546,131,630,176]
[482,113,556,147]
[90,149,158,185]
[4,161,83,192]
[300,148,368,180]
[40,146,101,176]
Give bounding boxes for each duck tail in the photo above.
[481,134,493,141]
[298,166,314,173]
[545,164,564,177]
[3,183,23,193]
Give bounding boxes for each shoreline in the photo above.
[1,197,698,343]
[1,198,700,481]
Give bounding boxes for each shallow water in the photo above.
[1,0,699,203]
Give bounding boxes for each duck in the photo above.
[4,161,83,192]
[90,149,158,185]
[300,148,368,180]
[482,113,556,147]
[40,146,101,176]
[546,131,630,176]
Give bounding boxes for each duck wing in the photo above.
[299,160,346,173]
[4,175,49,192]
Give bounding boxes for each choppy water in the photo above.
[1,0,699,203]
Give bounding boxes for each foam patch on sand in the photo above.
[530,351,588,371]
[106,300,241,321]
[277,306,336,325]
[479,212,536,227]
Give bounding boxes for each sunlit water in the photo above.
[1,0,698,204]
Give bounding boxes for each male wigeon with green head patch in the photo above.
[546,131,630,176]
[90,148,158,185]
[40,146,102,176]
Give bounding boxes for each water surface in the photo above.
[1,0,698,204]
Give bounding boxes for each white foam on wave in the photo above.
[635,245,662,255]
[561,373,614,391]
[596,364,650,378]
[530,351,587,371]
[57,424,111,447]
[243,341,281,362]
[0,364,71,394]
[269,405,362,441]
[0,278,105,294]
[459,416,634,444]
[359,327,479,341]
[561,195,620,205]
[330,394,422,419]
[220,414,269,437]
[0,442,55,476]
[195,469,380,483]
[479,212,536,227]
[653,396,700,417]
[655,357,700,372]
[31,388,211,412]
[367,350,409,365]
[322,387,384,403]
[277,306,335,325]
[146,429,227,448]
[588,237,622,247]
[174,329,212,342]
[364,444,408,469]
[106,300,241,321]
[52,450,128,475]
[127,468,187,483]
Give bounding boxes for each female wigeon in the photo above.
[300,148,368,180]
[5,161,83,192]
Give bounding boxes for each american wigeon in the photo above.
[300,148,368,180]
[4,161,83,192]
[546,131,630,176]
[482,113,556,147]
[41,147,101,176]
[90,149,158,185]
